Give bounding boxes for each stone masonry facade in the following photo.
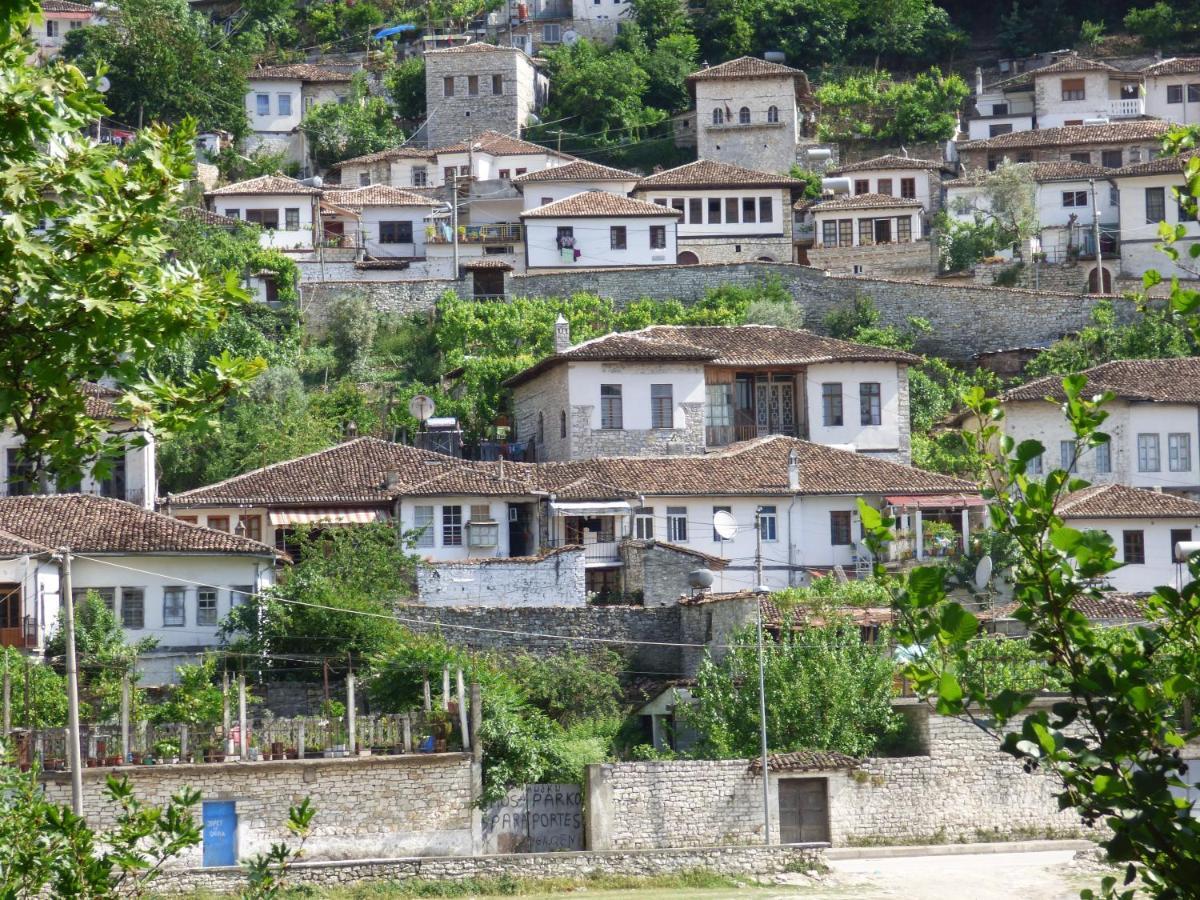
[679,235,796,265]
[153,844,826,894]
[570,401,706,460]
[423,47,540,147]
[40,753,478,864]
[416,548,587,607]
[807,240,936,279]
[586,708,1088,850]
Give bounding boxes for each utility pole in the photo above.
[59,548,83,815]
[753,508,771,845]
[451,170,460,277]
[1090,178,1104,293]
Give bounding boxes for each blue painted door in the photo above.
[202,801,238,867]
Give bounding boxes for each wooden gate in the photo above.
[778,778,830,844]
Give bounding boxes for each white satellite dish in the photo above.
[973,555,993,592]
[712,510,737,541]
[96,75,111,93]
[562,29,578,45]
[408,394,436,424]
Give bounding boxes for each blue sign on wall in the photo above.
[202,801,238,867]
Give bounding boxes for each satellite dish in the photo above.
[408,394,435,424]
[712,510,737,541]
[687,568,714,590]
[96,75,111,93]
[973,555,994,592]
[562,29,578,44]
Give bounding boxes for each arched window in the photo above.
[559,409,567,439]
[767,105,779,123]
[712,107,724,125]
[738,106,750,124]
[538,412,545,444]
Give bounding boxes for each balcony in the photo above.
[706,424,775,447]
[582,541,621,566]
[427,223,523,244]
[1108,97,1145,118]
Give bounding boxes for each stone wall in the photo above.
[971,259,1104,294]
[423,47,527,147]
[586,706,1088,850]
[807,240,936,279]
[621,540,728,609]
[41,754,478,864]
[678,235,796,265]
[301,279,464,328]
[415,548,586,607]
[571,401,706,460]
[153,843,826,894]
[396,604,685,676]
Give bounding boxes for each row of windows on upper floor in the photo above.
[1029,432,1194,476]
[40,18,84,37]
[984,146,1152,170]
[67,586,255,630]
[355,165,532,188]
[411,503,498,549]
[632,504,856,547]
[252,93,328,118]
[711,106,782,126]
[851,178,919,199]
[646,196,775,226]
[4,448,127,499]
[443,74,505,98]
[988,82,1200,110]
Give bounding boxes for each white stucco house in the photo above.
[1058,483,1200,594]
[634,159,802,264]
[243,63,351,169]
[999,358,1200,499]
[2,383,155,508]
[0,495,279,683]
[806,193,924,250]
[520,191,680,269]
[320,185,439,259]
[505,322,918,464]
[1112,153,1199,282]
[513,159,640,209]
[33,0,93,60]
[826,155,943,215]
[1142,57,1200,122]
[207,174,323,250]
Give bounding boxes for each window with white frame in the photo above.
[759,505,777,542]
[285,208,300,230]
[413,505,435,547]
[197,589,218,626]
[46,19,58,36]
[163,587,186,627]
[442,505,463,546]
[600,384,623,429]
[121,588,144,629]
[230,586,253,608]
[278,93,292,116]
[705,383,733,428]
[468,504,498,547]
[256,94,270,116]
[666,507,688,542]
[412,167,428,187]
[859,382,881,426]
[1060,440,1076,472]
[1169,433,1192,472]
[1138,433,1161,472]
[1062,190,1088,207]
[1028,453,1043,475]
[634,507,654,539]
[1095,441,1111,474]
[650,384,673,429]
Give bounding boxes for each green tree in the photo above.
[0,648,66,728]
[328,293,380,377]
[849,0,964,67]
[148,655,224,728]
[507,650,625,726]
[2,2,263,490]
[301,72,404,170]
[384,56,426,122]
[815,68,968,144]
[787,166,824,200]
[997,0,1076,56]
[63,0,252,136]
[1123,2,1183,46]
[628,0,693,45]
[685,621,900,758]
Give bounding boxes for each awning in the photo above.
[268,508,389,526]
[373,24,418,39]
[549,501,633,517]
[885,494,986,510]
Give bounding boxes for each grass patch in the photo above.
[289,871,749,898]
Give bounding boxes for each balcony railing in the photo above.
[1108,97,1145,118]
[427,223,523,244]
[582,541,621,565]
[706,423,799,447]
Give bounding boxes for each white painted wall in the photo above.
[246,77,303,136]
[0,427,155,508]
[632,187,791,238]
[330,205,433,258]
[33,10,91,59]
[397,497,513,561]
[1117,170,1200,279]
[804,362,904,453]
[1068,515,1198,593]
[1034,71,1136,129]
[524,214,677,268]
[567,361,706,432]
[215,193,316,249]
[0,555,59,650]
[1145,74,1200,122]
[841,169,934,211]
[521,179,639,210]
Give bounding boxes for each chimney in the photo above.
[554,313,571,354]
[975,66,983,95]
[787,448,800,491]
[384,470,400,490]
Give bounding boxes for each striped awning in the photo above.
[885,494,985,510]
[549,501,632,517]
[268,508,388,526]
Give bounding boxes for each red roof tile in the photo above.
[638,159,803,189]
[208,174,322,196]
[512,159,638,183]
[322,185,438,208]
[688,56,804,81]
[829,155,942,174]
[521,191,681,218]
[958,120,1170,152]
[1003,358,1200,403]
[1058,483,1200,520]
[250,64,351,83]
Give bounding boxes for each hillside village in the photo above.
[5,0,1200,895]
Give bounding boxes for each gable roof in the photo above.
[322,185,439,208]
[505,324,918,388]
[438,130,562,158]
[638,159,802,189]
[1031,55,1120,76]
[330,145,435,170]
[512,159,638,184]
[208,174,322,196]
[178,206,244,227]
[829,155,942,174]
[82,382,121,419]
[1058,483,1200,520]
[1142,57,1200,76]
[0,495,280,558]
[943,160,1109,188]
[807,192,923,212]
[249,64,351,83]
[1002,358,1200,404]
[520,191,681,219]
[424,42,511,54]
[40,0,92,13]
[958,120,1170,152]
[687,56,804,81]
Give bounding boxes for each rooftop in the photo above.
[512,159,638,184]
[439,130,563,158]
[806,192,924,211]
[249,64,351,83]
[1031,54,1121,76]
[40,0,93,12]
[208,174,322,196]
[322,185,439,208]
[943,161,1110,187]
[178,206,244,228]
[520,191,681,219]
[0,495,280,558]
[1002,358,1200,404]
[829,155,943,174]
[330,145,435,169]
[1141,57,1200,76]
[1058,483,1200,520]
[637,159,803,189]
[748,750,859,773]
[687,56,805,82]
[958,120,1170,152]
[1113,152,1198,177]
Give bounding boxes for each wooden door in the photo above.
[0,583,24,648]
[778,778,830,844]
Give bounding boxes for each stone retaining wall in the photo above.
[415,548,587,607]
[152,843,826,894]
[301,279,463,326]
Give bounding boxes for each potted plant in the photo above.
[923,521,958,557]
[153,738,180,764]
[428,709,451,753]
[246,739,262,762]
[270,741,285,760]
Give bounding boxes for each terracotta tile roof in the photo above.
[330,146,435,170]
[40,0,92,12]
[943,161,1110,188]
[958,120,1170,152]
[1143,57,1200,76]
[512,159,638,184]
[425,42,510,54]
[829,155,942,174]
[534,436,973,499]
[520,191,681,219]
[250,64,351,83]
[178,206,243,227]
[637,159,803,189]
[505,324,918,387]
[463,258,514,270]
[322,185,438,208]
[1002,358,1200,404]
[438,130,563,158]
[82,382,121,419]
[1058,483,1200,520]
[748,750,859,773]
[758,597,892,629]
[169,438,540,506]
[808,192,923,211]
[1113,152,1197,177]
[0,495,279,557]
[1031,54,1120,76]
[687,56,804,81]
[1072,593,1144,620]
[208,174,322,196]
